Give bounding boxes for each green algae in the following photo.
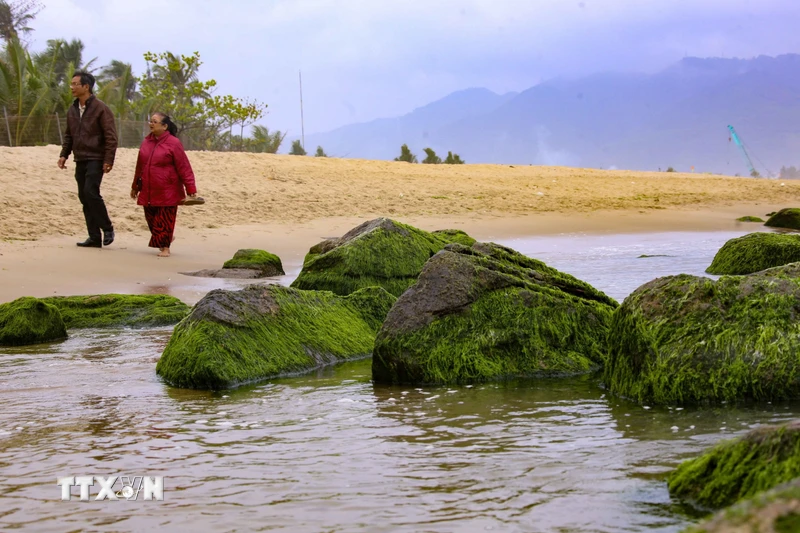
[291,218,476,297]
[372,242,617,385]
[604,264,800,405]
[765,208,800,230]
[706,232,800,275]
[222,249,285,276]
[736,216,765,223]
[156,285,396,390]
[0,297,67,346]
[40,294,191,329]
[669,422,800,512]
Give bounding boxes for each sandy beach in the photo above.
[1,145,799,305]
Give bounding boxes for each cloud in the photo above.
[27,0,800,134]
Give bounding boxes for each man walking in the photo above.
[58,71,118,248]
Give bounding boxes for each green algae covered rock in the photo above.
[669,421,800,511]
[222,249,285,277]
[682,478,800,533]
[290,218,475,297]
[372,242,618,385]
[431,229,477,247]
[157,284,396,389]
[706,232,800,275]
[39,294,191,329]
[766,208,800,230]
[604,263,800,405]
[736,216,765,223]
[0,297,67,346]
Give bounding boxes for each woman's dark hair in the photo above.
[72,71,95,93]
[153,112,178,136]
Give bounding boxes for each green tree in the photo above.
[96,60,138,118]
[394,143,417,163]
[0,0,41,44]
[249,124,286,153]
[289,139,306,155]
[443,151,464,164]
[314,146,327,157]
[0,37,60,144]
[137,51,265,149]
[422,147,441,164]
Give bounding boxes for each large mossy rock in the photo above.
[156,284,396,389]
[669,421,800,511]
[39,294,191,328]
[222,249,285,277]
[682,478,800,533]
[290,218,475,297]
[604,263,800,405]
[0,297,67,346]
[766,208,800,230]
[372,242,618,385]
[706,232,800,275]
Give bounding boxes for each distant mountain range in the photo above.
[296,54,800,175]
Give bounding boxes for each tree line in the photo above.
[393,144,464,164]
[0,0,286,152]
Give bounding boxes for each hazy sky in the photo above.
[29,0,800,135]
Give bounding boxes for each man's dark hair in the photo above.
[72,71,95,93]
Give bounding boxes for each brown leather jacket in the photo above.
[59,95,118,165]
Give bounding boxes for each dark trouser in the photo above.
[75,160,113,241]
[144,206,178,248]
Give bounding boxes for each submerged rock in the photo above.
[157,285,396,389]
[669,421,800,511]
[682,478,800,533]
[372,242,617,385]
[765,208,800,230]
[40,294,190,328]
[290,218,475,297]
[181,268,267,279]
[0,297,67,346]
[735,215,765,223]
[706,232,800,275]
[604,263,800,405]
[183,249,285,279]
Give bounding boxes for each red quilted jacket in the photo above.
[132,132,197,206]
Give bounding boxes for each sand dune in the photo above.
[2,145,799,241]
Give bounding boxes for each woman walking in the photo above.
[131,113,198,257]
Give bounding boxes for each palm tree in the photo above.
[0,37,61,145]
[99,60,137,101]
[0,0,42,44]
[36,38,96,83]
[250,124,286,154]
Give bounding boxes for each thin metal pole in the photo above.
[299,70,305,150]
[3,107,12,147]
[55,112,63,145]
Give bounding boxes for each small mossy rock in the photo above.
[766,208,800,230]
[372,242,618,385]
[736,216,765,223]
[706,232,800,275]
[39,294,191,328]
[291,217,475,297]
[431,229,477,247]
[682,478,800,533]
[156,284,396,389]
[0,297,67,346]
[669,421,800,511]
[222,249,285,277]
[604,263,800,405]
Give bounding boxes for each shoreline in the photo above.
[0,205,780,305]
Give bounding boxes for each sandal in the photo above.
[180,196,205,206]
